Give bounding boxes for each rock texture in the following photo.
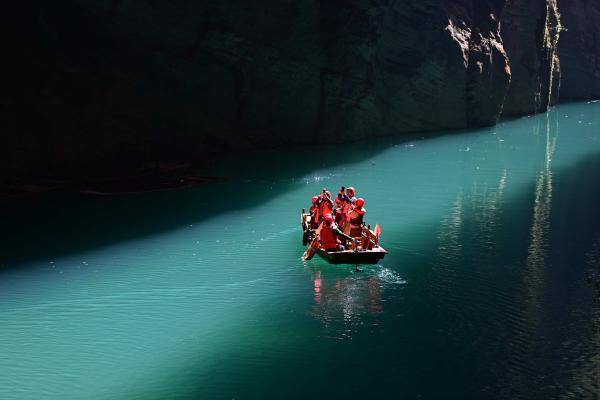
[1,1,599,182]
[557,0,600,99]
[502,0,562,116]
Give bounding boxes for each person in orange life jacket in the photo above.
[319,214,353,252]
[344,197,366,237]
[309,196,320,229]
[318,188,334,216]
[346,186,357,205]
[334,186,350,224]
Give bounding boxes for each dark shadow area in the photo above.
[0,128,470,269]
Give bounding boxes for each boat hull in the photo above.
[316,247,387,265]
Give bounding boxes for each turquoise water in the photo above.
[1,102,600,399]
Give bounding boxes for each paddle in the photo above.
[373,224,381,246]
[303,223,323,260]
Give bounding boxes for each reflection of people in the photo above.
[309,268,386,331]
[313,271,322,304]
[319,214,353,252]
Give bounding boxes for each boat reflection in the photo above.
[307,266,404,338]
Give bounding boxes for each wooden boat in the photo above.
[301,210,387,265]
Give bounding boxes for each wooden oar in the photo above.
[303,223,323,260]
[373,224,381,246]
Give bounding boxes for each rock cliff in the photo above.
[1,1,599,183]
[557,0,600,99]
[502,0,561,116]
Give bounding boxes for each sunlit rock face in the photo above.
[557,0,600,99]
[502,0,562,116]
[1,1,598,181]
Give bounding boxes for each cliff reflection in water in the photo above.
[523,111,558,323]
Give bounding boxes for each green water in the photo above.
[1,102,600,399]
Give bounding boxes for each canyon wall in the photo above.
[2,1,599,182]
[502,0,561,116]
[557,0,600,99]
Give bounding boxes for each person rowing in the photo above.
[344,197,366,238]
[318,188,334,216]
[308,196,320,229]
[318,214,353,252]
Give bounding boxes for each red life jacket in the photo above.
[319,223,337,250]
[319,201,332,217]
[347,208,365,226]
[310,205,319,223]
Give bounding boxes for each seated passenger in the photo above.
[335,186,349,207]
[346,186,357,205]
[334,186,349,223]
[309,196,320,228]
[319,214,353,252]
[318,188,334,216]
[344,197,366,238]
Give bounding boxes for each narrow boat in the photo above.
[301,210,388,265]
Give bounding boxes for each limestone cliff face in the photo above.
[317,0,510,140]
[557,0,600,99]
[502,0,561,116]
[1,1,598,182]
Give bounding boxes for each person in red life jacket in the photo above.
[346,186,357,205]
[309,196,320,229]
[334,186,350,224]
[319,214,353,252]
[344,197,366,237]
[318,188,334,216]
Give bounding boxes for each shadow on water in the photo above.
[0,128,473,270]
[153,150,600,400]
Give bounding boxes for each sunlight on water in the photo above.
[1,102,600,399]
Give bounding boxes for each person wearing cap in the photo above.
[318,188,334,216]
[346,186,357,205]
[344,197,366,237]
[335,186,349,207]
[334,186,350,224]
[319,214,353,252]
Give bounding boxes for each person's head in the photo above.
[347,187,355,197]
[324,214,334,224]
[355,198,365,208]
[322,188,327,194]
[311,196,318,204]
[340,186,346,193]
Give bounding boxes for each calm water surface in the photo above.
[1,102,600,399]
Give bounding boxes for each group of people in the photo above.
[308,186,367,252]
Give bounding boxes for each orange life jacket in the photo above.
[319,201,332,217]
[346,208,365,226]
